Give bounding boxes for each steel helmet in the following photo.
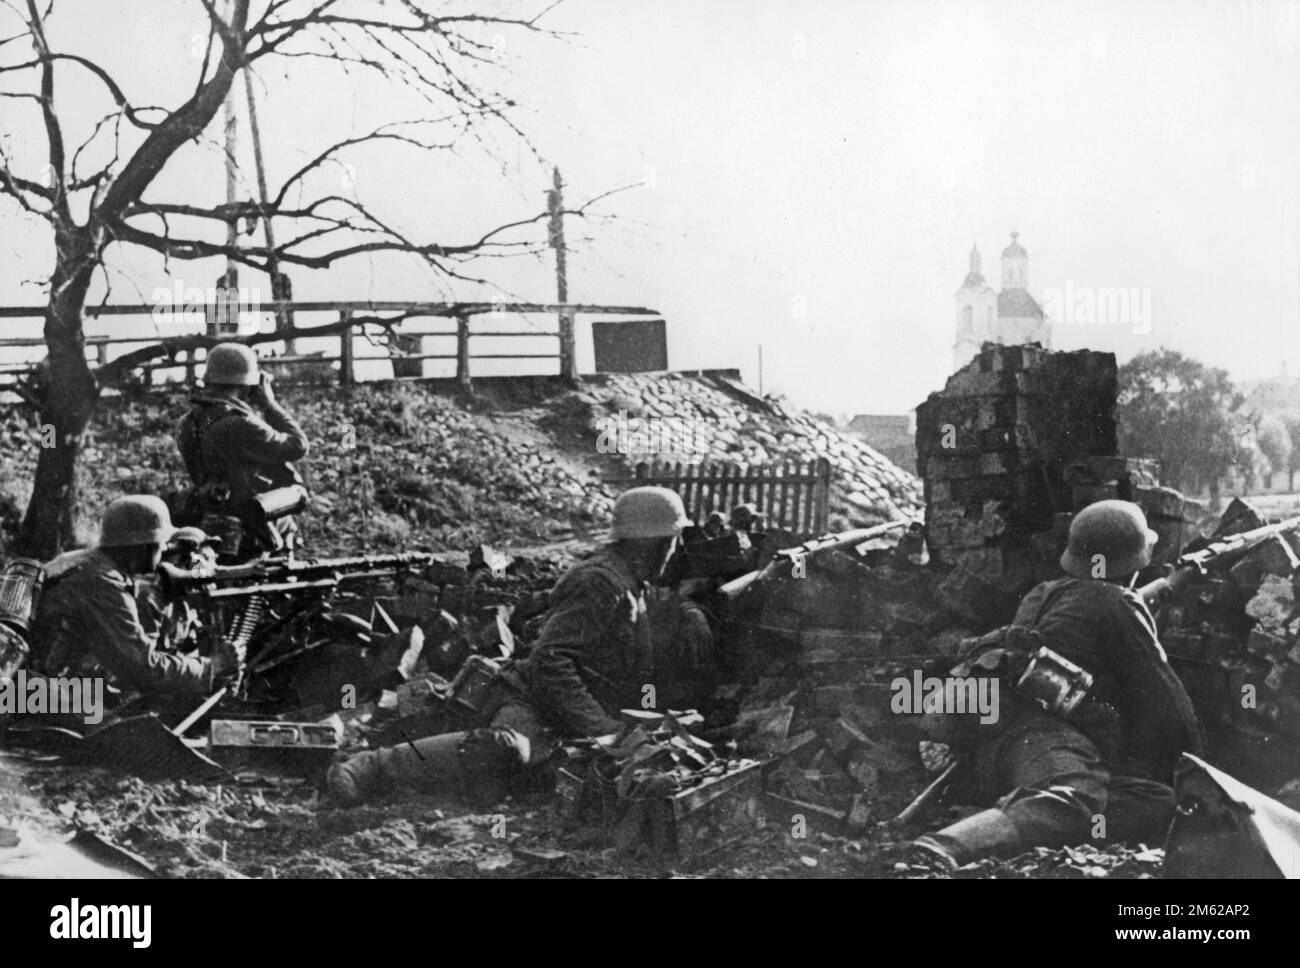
[611,487,691,540]
[99,495,175,548]
[1060,499,1159,579]
[204,343,260,386]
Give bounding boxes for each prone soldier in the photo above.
[911,500,1205,867]
[174,343,310,560]
[326,486,707,805]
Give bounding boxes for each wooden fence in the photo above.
[0,299,659,395]
[617,457,833,534]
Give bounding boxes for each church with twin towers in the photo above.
[953,232,1052,372]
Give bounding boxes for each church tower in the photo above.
[953,232,1051,372]
[953,243,996,371]
[1001,231,1028,289]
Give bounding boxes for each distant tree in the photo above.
[1256,415,1292,490]
[1117,349,1241,501]
[1284,415,1300,491]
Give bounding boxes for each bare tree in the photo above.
[0,0,620,557]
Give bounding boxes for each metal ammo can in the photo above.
[449,654,502,712]
[250,484,309,523]
[0,625,29,680]
[1015,646,1094,719]
[0,557,44,633]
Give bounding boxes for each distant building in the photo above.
[844,412,917,474]
[953,232,1051,371]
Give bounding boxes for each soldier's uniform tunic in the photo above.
[30,549,215,697]
[175,392,309,553]
[969,577,1204,845]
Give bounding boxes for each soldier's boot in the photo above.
[327,728,530,806]
[909,808,1023,869]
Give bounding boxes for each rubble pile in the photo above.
[1156,501,1300,785]
[714,535,960,833]
[570,371,923,526]
[372,545,568,681]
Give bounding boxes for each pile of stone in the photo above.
[1156,500,1300,784]
[714,530,964,831]
[573,371,923,527]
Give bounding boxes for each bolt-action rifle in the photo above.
[1137,515,1300,604]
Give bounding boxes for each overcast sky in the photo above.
[3,0,1299,416]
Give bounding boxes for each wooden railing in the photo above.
[614,458,833,534]
[0,299,659,394]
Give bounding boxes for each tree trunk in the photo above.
[16,229,100,560]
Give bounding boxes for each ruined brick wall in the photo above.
[915,343,1119,575]
[914,341,1203,627]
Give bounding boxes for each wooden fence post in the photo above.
[456,314,472,396]
[559,312,577,382]
[813,456,832,534]
[339,309,354,386]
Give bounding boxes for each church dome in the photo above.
[1002,231,1027,258]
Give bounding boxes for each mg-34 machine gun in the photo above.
[156,551,436,710]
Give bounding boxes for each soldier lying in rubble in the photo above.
[910,500,1205,868]
[28,497,244,710]
[327,486,716,806]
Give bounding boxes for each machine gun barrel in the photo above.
[158,551,436,600]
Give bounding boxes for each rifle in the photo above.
[1138,514,1300,604]
[716,520,913,600]
[888,761,962,829]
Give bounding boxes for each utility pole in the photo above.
[758,345,764,396]
[243,67,294,354]
[548,167,577,381]
[213,0,238,341]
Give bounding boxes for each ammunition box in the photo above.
[556,758,764,861]
[449,655,501,712]
[208,719,339,776]
[647,760,764,862]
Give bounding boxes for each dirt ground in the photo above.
[0,749,1167,879]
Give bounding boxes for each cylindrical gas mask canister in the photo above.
[0,558,43,633]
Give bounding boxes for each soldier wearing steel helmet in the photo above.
[326,486,695,805]
[29,497,243,703]
[174,343,309,558]
[911,500,1204,868]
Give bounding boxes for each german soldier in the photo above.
[911,500,1205,867]
[326,486,695,805]
[174,343,309,560]
[30,497,243,704]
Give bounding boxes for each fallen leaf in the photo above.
[475,853,513,872]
